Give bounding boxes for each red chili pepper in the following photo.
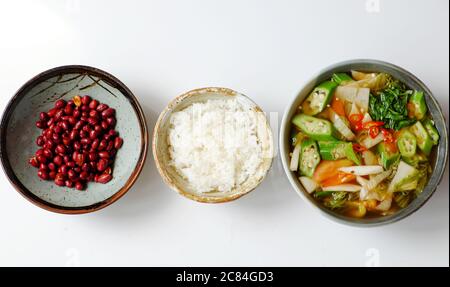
[353,143,367,152]
[349,114,364,132]
[354,122,364,132]
[381,128,395,143]
[369,126,380,138]
[349,114,364,125]
[363,121,384,129]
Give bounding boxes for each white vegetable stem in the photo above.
[299,177,319,194]
[355,88,370,113]
[357,176,383,201]
[289,143,301,171]
[349,102,360,117]
[359,132,384,149]
[366,170,392,191]
[334,85,370,113]
[329,110,355,141]
[376,196,392,211]
[338,165,384,176]
[362,150,378,165]
[335,86,358,102]
[322,184,362,192]
[356,176,369,186]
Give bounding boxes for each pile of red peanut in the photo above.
[29,95,123,190]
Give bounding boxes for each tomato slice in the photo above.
[331,97,346,117]
[312,159,354,183]
[321,172,357,187]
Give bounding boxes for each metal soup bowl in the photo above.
[280,59,448,227]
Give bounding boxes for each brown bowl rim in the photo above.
[0,65,149,214]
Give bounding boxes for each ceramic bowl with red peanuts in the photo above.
[0,66,148,214]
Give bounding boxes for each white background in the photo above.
[0,0,448,267]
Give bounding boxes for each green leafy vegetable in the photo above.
[369,79,416,130]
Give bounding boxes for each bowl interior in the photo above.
[153,87,274,203]
[2,67,144,210]
[281,60,448,226]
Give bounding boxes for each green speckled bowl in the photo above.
[0,66,148,214]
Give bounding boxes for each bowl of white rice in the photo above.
[153,87,274,203]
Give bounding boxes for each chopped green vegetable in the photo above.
[299,139,321,177]
[409,91,427,120]
[415,162,431,196]
[394,192,412,209]
[347,192,360,202]
[410,121,433,155]
[377,142,400,169]
[397,129,417,157]
[344,143,362,165]
[318,141,361,165]
[401,154,426,169]
[332,73,354,85]
[318,141,347,161]
[292,114,337,141]
[290,129,306,146]
[302,81,338,115]
[422,118,439,145]
[324,191,348,210]
[368,80,416,130]
[314,191,334,198]
[396,179,418,192]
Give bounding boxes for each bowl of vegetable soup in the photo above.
[280,59,448,226]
